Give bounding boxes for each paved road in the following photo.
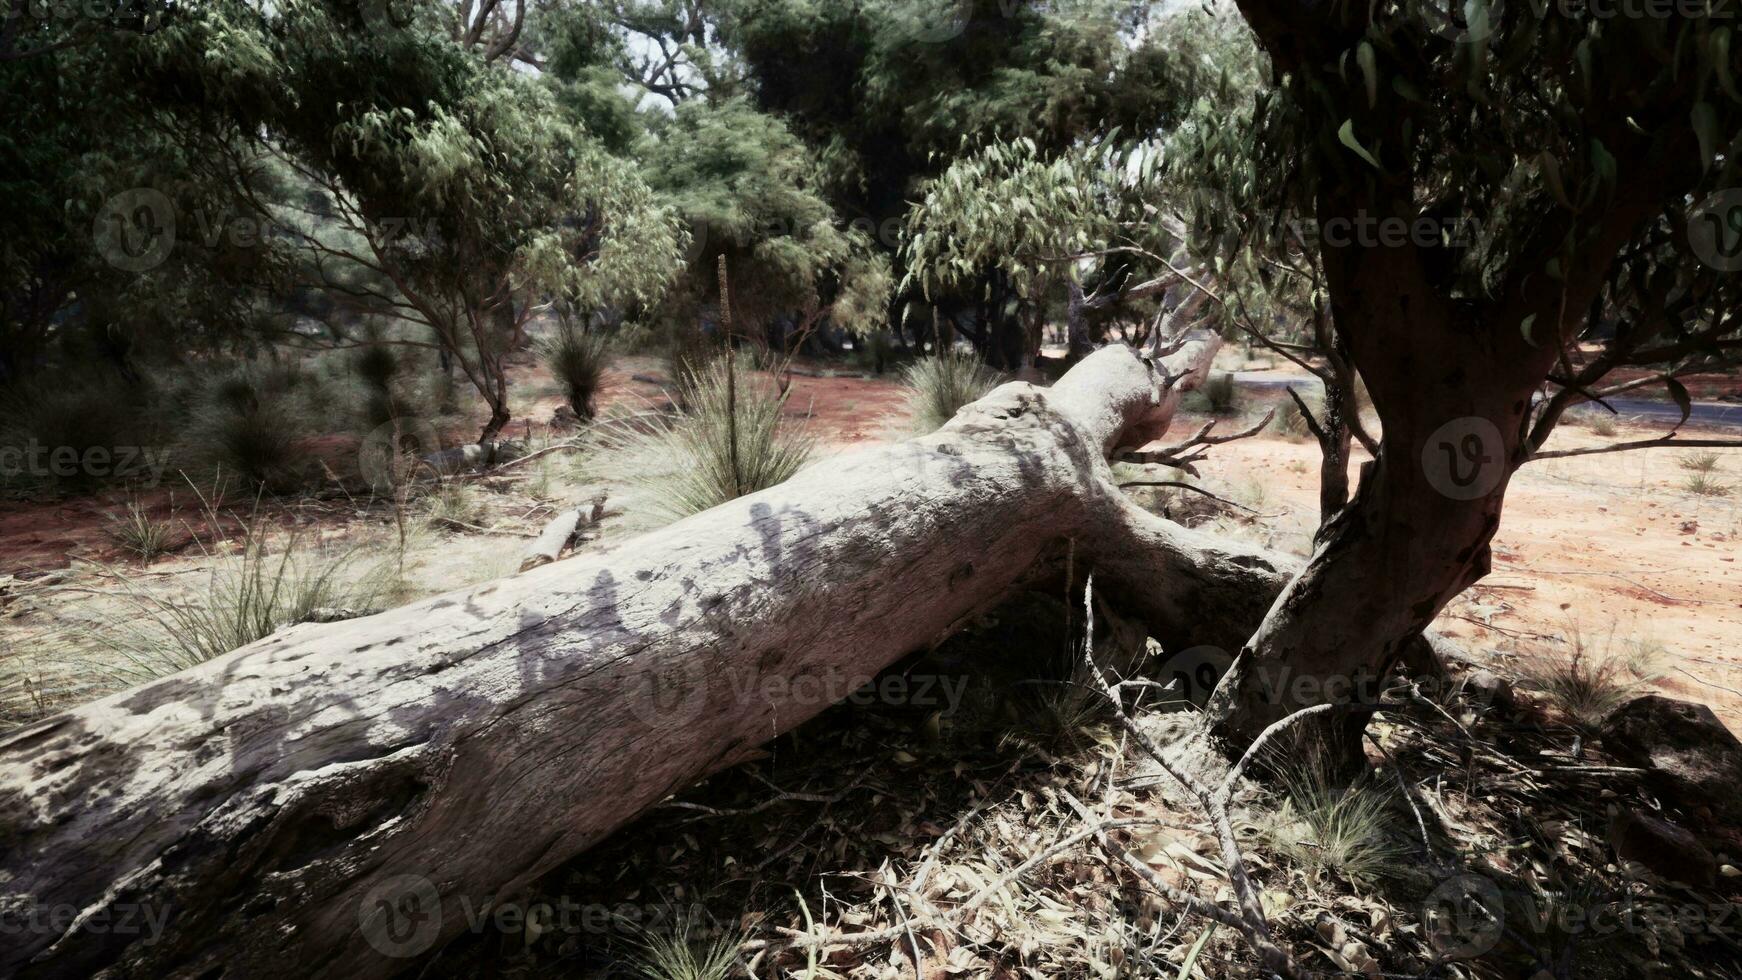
[1231,372,1742,430]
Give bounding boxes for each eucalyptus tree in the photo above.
[1198,0,1742,745]
[106,0,684,442]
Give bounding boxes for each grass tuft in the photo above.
[538,324,613,422]
[1512,623,1663,730]
[1678,451,1721,473]
[589,360,815,521]
[901,349,1003,434]
[101,504,389,684]
[624,908,740,980]
[1682,471,1732,497]
[1255,752,1406,885]
[104,496,178,564]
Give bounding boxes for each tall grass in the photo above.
[1682,471,1733,497]
[538,324,612,421]
[624,909,740,980]
[1512,623,1664,729]
[586,360,815,520]
[101,503,389,684]
[901,349,1003,433]
[1255,751,1406,885]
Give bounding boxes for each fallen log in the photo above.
[518,495,609,573]
[0,335,1301,979]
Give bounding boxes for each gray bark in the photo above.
[0,335,1320,980]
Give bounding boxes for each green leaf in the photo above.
[1337,119,1383,171]
[1692,101,1720,171]
[1540,152,1574,210]
[1713,28,1739,102]
[1357,41,1378,108]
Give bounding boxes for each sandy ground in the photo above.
[2,351,1738,732]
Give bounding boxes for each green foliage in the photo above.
[537,325,613,421]
[1257,754,1406,885]
[591,359,816,520]
[104,507,387,682]
[104,496,178,564]
[1683,471,1733,497]
[1186,373,1242,417]
[901,350,1003,433]
[644,97,891,339]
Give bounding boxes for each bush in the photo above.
[901,350,1003,434]
[1185,372,1242,417]
[184,367,318,491]
[538,325,612,421]
[0,373,160,493]
[589,359,815,520]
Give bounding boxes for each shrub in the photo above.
[537,324,612,421]
[1589,414,1620,437]
[1512,623,1663,730]
[425,477,486,529]
[588,359,815,520]
[1185,372,1241,417]
[104,496,178,564]
[901,349,1003,433]
[184,367,321,491]
[664,321,726,389]
[0,374,159,493]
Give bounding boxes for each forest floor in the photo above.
[1,350,1739,978]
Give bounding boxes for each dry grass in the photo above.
[901,349,1003,433]
[583,360,815,521]
[1682,471,1733,497]
[103,496,179,564]
[1678,451,1722,473]
[1253,756,1406,886]
[1509,622,1664,730]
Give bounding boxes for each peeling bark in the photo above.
[1,336,1279,980]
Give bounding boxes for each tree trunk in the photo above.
[1,337,1279,980]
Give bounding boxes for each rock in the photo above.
[1607,807,1716,888]
[550,405,580,430]
[1602,695,1742,814]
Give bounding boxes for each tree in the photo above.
[2,0,685,445]
[1197,0,1742,746]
